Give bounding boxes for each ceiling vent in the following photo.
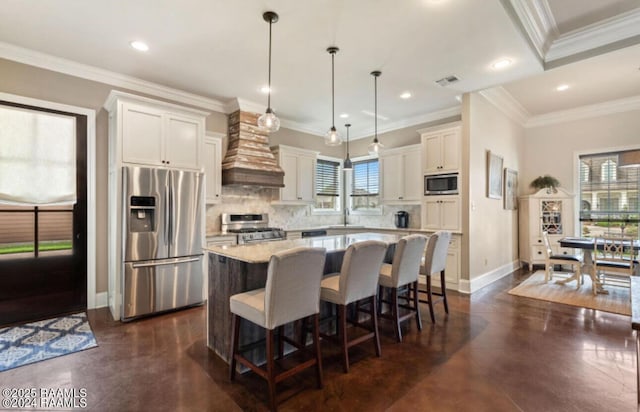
[435,75,460,87]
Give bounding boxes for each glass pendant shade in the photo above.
[258,108,280,132]
[325,127,342,146]
[325,46,342,146]
[259,11,280,133]
[368,138,384,156]
[343,123,352,169]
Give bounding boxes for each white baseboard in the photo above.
[458,260,521,294]
[90,292,109,309]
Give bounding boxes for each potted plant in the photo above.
[530,175,560,194]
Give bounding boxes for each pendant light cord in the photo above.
[331,51,335,128]
[374,75,378,142]
[267,19,273,110]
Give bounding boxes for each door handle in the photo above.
[132,256,200,268]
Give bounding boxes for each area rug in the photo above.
[508,271,631,316]
[0,312,97,372]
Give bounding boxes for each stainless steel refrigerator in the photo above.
[121,166,204,320]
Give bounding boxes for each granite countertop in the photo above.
[284,225,443,234]
[631,276,640,331]
[205,232,402,263]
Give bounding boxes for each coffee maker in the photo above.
[394,211,409,228]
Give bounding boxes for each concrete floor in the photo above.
[1,268,636,411]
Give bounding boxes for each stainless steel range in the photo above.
[220,213,285,244]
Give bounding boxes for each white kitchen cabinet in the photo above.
[380,144,421,204]
[421,196,460,231]
[419,125,461,174]
[203,133,223,204]
[106,91,207,171]
[518,187,575,270]
[272,145,318,204]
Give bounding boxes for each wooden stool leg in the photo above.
[371,295,381,357]
[229,314,240,381]
[392,287,402,343]
[278,325,285,359]
[339,304,349,373]
[313,314,323,388]
[441,270,449,314]
[266,329,277,412]
[299,316,308,347]
[377,285,383,315]
[427,275,436,323]
[413,280,422,331]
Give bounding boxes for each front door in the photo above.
[0,101,87,326]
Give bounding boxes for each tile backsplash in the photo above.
[205,186,421,234]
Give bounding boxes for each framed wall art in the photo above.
[486,150,503,199]
[504,168,518,210]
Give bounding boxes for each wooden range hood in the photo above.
[222,110,284,187]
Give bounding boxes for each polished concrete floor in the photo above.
[2,268,637,411]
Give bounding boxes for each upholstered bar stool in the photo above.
[229,247,326,412]
[320,240,388,373]
[378,234,428,342]
[417,231,452,323]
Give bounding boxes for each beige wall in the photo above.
[522,110,640,195]
[0,58,227,294]
[463,92,524,281]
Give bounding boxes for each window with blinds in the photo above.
[579,152,639,239]
[314,159,340,211]
[351,159,379,210]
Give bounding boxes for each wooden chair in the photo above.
[377,234,428,342]
[594,235,638,289]
[542,231,582,287]
[319,240,388,373]
[229,247,326,412]
[416,231,451,323]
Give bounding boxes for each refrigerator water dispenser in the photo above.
[129,196,156,232]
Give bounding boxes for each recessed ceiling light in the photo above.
[130,41,149,52]
[556,84,570,91]
[455,95,462,102]
[491,58,512,70]
[339,113,349,118]
[260,85,271,94]
[400,92,412,99]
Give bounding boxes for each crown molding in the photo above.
[545,8,640,62]
[278,118,325,137]
[0,41,227,113]
[525,94,640,128]
[479,87,530,126]
[505,0,552,58]
[349,106,462,140]
[223,97,267,115]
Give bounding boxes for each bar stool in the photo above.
[417,231,451,323]
[377,234,428,342]
[319,240,388,373]
[229,247,326,412]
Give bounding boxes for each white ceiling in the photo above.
[0,0,638,139]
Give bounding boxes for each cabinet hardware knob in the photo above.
[537,251,542,255]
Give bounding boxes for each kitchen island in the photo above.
[206,232,401,364]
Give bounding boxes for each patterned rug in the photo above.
[508,271,631,316]
[0,312,97,372]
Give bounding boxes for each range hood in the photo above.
[222,110,284,187]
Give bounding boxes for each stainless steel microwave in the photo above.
[424,173,458,195]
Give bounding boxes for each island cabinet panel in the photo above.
[206,233,399,366]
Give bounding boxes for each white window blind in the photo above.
[580,152,639,224]
[0,105,76,206]
[350,158,380,211]
[315,159,340,197]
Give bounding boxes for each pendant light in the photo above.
[368,70,385,156]
[257,11,280,132]
[343,123,353,169]
[324,47,342,146]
